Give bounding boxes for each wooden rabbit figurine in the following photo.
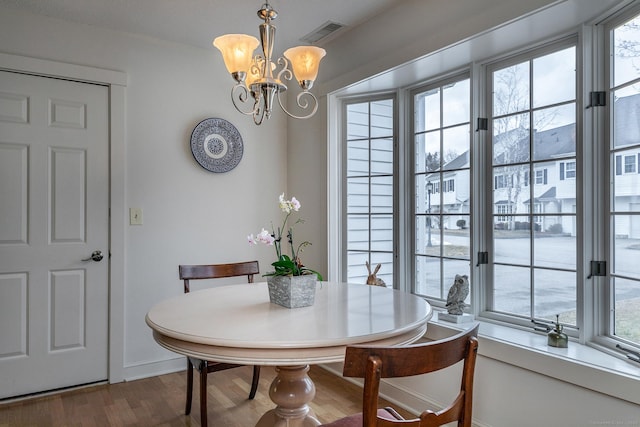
[365,261,386,287]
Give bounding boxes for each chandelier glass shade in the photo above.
[213,2,326,125]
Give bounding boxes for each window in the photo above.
[444,179,455,192]
[489,41,577,326]
[496,203,514,224]
[624,155,636,173]
[534,169,548,185]
[561,161,576,179]
[344,97,396,286]
[608,11,640,346]
[412,75,471,300]
[616,154,638,174]
[332,4,640,358]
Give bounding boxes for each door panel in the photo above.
[51,148,86,242]
[0,273,27,358]
[0,71,109,399]
[0,143,27,244]
[50,270,86,351]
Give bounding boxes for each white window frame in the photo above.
[327,1,640,377]
[410,72,472,303]
[482,36,581,333]
[340,93,398,285]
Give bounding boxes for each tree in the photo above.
[492,63,530,230]
[492,61,561,230]
[425,151,440,171]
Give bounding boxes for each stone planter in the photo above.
[267,275,317,308]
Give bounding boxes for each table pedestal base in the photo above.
[255,365,321,427]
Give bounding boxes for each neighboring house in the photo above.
[425,93,640,238]
[424,151,470,231]
[613,93,640,239]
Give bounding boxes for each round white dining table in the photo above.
[146,281,432,427]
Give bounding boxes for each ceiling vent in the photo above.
[300,21,345,44]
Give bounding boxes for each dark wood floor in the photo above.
[0,365,411,426]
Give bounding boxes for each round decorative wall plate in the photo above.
[190,118,244,173]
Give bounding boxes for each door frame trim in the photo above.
[0,51,127,383]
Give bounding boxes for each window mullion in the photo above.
[529,58,536,321]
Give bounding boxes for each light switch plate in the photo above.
[130,208,143,225]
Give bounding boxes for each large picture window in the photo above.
[333,4,640,358]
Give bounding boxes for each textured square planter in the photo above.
[267,275,317,308]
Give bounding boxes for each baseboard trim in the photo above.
[122,357,185,382]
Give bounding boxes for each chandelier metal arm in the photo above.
[276,90,320,120]
[253,100,267,125]
[231,84,261,117]
[276,57,291,82]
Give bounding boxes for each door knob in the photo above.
[82,250,104,262]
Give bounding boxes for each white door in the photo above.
[0,71,109,399]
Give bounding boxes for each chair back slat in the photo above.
[179,261,259,293]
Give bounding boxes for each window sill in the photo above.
[427,311,640,405]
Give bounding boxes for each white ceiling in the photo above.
[0,0,402,51]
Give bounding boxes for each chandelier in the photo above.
[213,1,326,125]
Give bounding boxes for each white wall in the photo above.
[285,96,328,279]
[0,6,292,377]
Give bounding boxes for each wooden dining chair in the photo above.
[179,261,261,427]
[320,324,479,427]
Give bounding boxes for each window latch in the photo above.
[587,260,606,279]
[616,344,640,364]
[586,91,606,108]
[475,251,488,267]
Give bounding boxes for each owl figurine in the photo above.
[445,274,469,315]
